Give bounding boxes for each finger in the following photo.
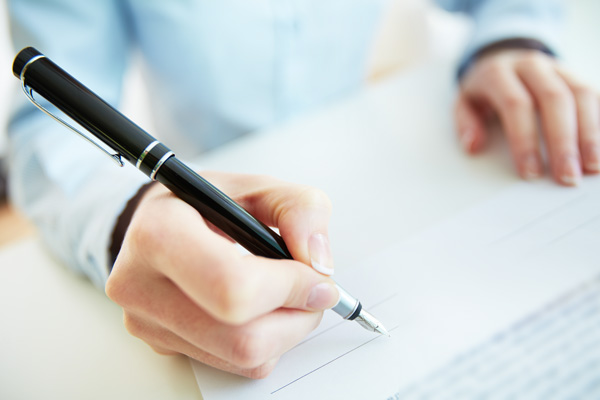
[121,194,338,324]
[122,311,281,379]
[556,68,600,174]
[179,307,321,371]
[467,63,543,180]
[121,281,322,371]
[234,179,335,275]
[454,91,487,153]
[148,344,178,356]
[516,56,580,185]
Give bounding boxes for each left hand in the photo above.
[455,49,600,186]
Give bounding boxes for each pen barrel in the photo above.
[13,47,291,260]
[156,157,293,260]
[13,47,157,167]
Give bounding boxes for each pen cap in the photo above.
[12,47,42,78]
[13,46,166,172]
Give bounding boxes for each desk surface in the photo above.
[1,3,599,398]
[0,59,520,400]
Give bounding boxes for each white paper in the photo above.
[192,177,600,399]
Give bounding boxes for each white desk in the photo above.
[0,58,521,400]
[1,4,599,396]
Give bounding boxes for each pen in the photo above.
[13,47,389,336]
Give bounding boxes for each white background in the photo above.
[0,0,599,155]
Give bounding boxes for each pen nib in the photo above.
[355,309,390,337]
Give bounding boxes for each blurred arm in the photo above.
[7,0,148,286]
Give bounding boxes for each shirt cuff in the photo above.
[457,37,555,80]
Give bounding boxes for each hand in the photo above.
[105,172,339,378]
[455,49,600,185]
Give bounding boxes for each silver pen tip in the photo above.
[375,323,391,337]
[355,309,391,337]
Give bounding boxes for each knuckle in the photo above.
[274,186,333,228]
[296,186,332,210]
[230,328,268,369]
[232,173,282,198]
[104,275,118,301]
[483,61,504,78]
[244,362,277,380]
[212,267,254,324]
[501,93,532,111]
[521,51,546,65]
[541,85,570,103]
[105,273,127,304]
[150,345,177,356]
[581,137,599,149]
[572,84,594,100]
[518,51,552,72]
[251,173,280,187]
[105,268,140,309]
[122,312,145,338]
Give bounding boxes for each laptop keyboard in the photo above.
[391,278,600,400]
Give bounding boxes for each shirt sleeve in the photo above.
[7,0,149,288]
[434,0,565,64]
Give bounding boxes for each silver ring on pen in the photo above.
[136,140,160,169]
[150,151,175,180]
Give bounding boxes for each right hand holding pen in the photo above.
[105,172,339,378]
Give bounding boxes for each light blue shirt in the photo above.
[7,0,564,287]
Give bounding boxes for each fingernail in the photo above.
[306,283,339,310]
[584,146,600,173]
[308,233,334,276]
[561,156,582,186]
[460,129,475,152]
[521,153,542,180]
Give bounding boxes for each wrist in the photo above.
[108,181,157,271]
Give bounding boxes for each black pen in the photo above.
[13,47,388,336]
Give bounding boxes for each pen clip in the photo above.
[19,56,124,167]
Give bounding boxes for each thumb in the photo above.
[244,182,335,276]
[275,188,335,276]
[455,91,487,153]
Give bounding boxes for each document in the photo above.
[192,177,600,399]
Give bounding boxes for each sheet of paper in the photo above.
[192,177,600,399]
